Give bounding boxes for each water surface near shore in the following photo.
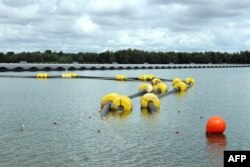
[0,68,250,167]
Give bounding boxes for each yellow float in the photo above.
[152,78,162,85]
[101,93,119,109]
[138,83,153,93]
[62,72,78,78]
[185,77,195,85]
[153,83,168,93]
[173,81,188,92]
[111,95,133,113]
[36,73,49,79]
[172,77,181,85]
[141,93,160,109]
[138,75,156,81]
[115,75,127,81]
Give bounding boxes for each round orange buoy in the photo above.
[206,116,226,134]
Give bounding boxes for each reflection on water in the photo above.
[176,91,188,97]
[107,110,132,119]
[206,134,227,167]
[141,108,160,119]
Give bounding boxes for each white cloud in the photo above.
[0,0,250,52]
[73,15,100,35]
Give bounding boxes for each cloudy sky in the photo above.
[0,0,250,53]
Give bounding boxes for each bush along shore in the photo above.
[1,49,250,64]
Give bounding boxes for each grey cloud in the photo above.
[147,0,209,7]
[0,0,250,52]
[2,0,38,7]
[56,0,86,15]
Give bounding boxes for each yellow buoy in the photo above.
[70,73,78,78]
[138,75,144,80]
[101,93,119,109]
[138,75,156,81]
[185,77,195,85]
[153,83,168,93]
[36,73,49,79]
[152,78,162,85]
[141,93,160,109]
[62,73,78,78]
[147,75,156,80]
[138,75,147,81]
[62,73,71,78]
[115,75,127,81]
[111,95,133,112]
[172,77,181,85]
[138,83,153,93]
[173,82,188,92]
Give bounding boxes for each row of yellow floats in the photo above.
[115,74,156,81]
[100,75,195,119]
[36,73,160,81]
[36,72,195,119]
[114,74,157,81]
[36,73,78,78]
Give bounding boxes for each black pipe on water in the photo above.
[128,90,147,99]
[101,102,112,120]
[0,74,174,82]
[148,101,157,113]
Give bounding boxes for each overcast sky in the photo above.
[0,0,250,53]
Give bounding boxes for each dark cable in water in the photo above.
[147,83,193,113]
[0,74,173,82]
[101,86,151,119]
[101,102,112,120]
[128,90,147,98]
[0,75,61,78]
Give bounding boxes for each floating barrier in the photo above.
[100,83,154,119]
[0,74,177,83]
[206,116,226,134]
[0,72,197,120]
[101,94,133,119]
[150,78,195,112]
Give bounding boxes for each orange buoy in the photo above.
[206,116,226,134]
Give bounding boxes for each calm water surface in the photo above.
[0,68,250,167]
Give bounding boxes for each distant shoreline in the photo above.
[1,49,250,65]
[0,63,249,72]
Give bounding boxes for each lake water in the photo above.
[0,68,250,167]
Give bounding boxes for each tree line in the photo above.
[0,49,250,64]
